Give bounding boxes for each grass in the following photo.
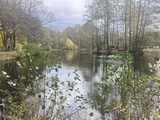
[0,51,17,61]
[143,48,160,52]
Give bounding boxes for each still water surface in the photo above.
[0,51,160,120]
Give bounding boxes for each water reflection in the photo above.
[91,54,160,120]
[0,51,160,120]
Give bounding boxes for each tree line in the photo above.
[39,22,95,51]
[87,0,160,52]
[0,0,53,51]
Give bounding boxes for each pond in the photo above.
[0,50,160,120]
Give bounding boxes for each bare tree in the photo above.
[0,0,53,51]
[87,0,157,52]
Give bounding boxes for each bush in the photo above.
[23,43,44,57]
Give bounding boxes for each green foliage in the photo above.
[92,53,159,119]
[22,43,45,57]
[7,98,29,120]
[16,42,24,52]
[65,38,78,50]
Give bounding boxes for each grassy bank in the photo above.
[0,51,17,61]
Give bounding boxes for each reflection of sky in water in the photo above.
[48,65,87,109]
[39,63,102,119]
[35,52,160,120]
[3,51,159,119]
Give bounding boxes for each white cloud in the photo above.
[44,0,86,29]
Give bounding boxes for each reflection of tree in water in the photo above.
[0,51,93,120]
[91,54,160,120]
[1,51,160,120]
[62,51,94,82]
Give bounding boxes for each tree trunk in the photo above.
[13,30,16,49]
[3,32,8,51]
[129,0,132,51]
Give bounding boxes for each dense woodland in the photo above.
[86,0,160,52]
[1,0,160,52]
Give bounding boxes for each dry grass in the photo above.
[143,48,160,52]
[0,51,18,61]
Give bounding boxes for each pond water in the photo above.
[0,51,160,120]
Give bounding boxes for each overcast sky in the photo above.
[44,0,87,31]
